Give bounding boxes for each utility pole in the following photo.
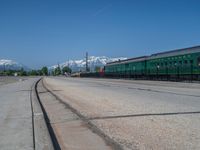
[67,59,69,68]
[86,52,89,72]
[3,63,6,72]
[57,62,60,68]
[57,62,61,75]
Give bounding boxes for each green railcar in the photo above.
[105,45,200,80]
[105,57,147,77]
[146,46,200,76]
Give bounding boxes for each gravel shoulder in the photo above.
[0,76,28,86]
[44,77,200,150]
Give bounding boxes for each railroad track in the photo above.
[34,78,61,150]
[34,78,122,150]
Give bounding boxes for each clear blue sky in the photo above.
[1,0,200,69]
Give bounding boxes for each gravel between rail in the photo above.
[42,77,200,150]
[37,78,120,150]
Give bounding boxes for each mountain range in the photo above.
[50,56,127,72]
[0,56,127,72]
[0,59,29,71]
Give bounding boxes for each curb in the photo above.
[31,79,54,150]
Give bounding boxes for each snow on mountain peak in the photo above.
[50,56,127,72]
[0,59,29,71]
[0,59,17,66]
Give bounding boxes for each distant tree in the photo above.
[41,66,48,76]
[55,66,61,75]
[37,69,43,76]
[28,70,38,76]
[51,70,55,76]
[6,70,14,76]
[19,68,27,76]
[62,66,72,74]
[1,70,11,76]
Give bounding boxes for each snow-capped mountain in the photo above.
[50,56,127,72]
[0,59,29,71]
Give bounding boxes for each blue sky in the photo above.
[1,0,200,69]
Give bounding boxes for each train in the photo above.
[81,45,200,81]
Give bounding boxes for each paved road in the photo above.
[0,76,27,86]
[0,77,38,150]
[44,77,200,150]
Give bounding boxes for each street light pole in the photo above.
[86,52,89,72]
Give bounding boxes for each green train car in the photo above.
[105,56,147,78]
[105,46,200,80]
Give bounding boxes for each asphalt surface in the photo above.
[44,77,200,150]
[0,77,36,149]
[0,76,26,85]
[0,77,53,150]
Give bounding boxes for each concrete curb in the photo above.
[31,79,54,150]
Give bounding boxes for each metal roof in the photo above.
[106,45,200,66]
[148,45,200,59]
[106,56,147,66]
